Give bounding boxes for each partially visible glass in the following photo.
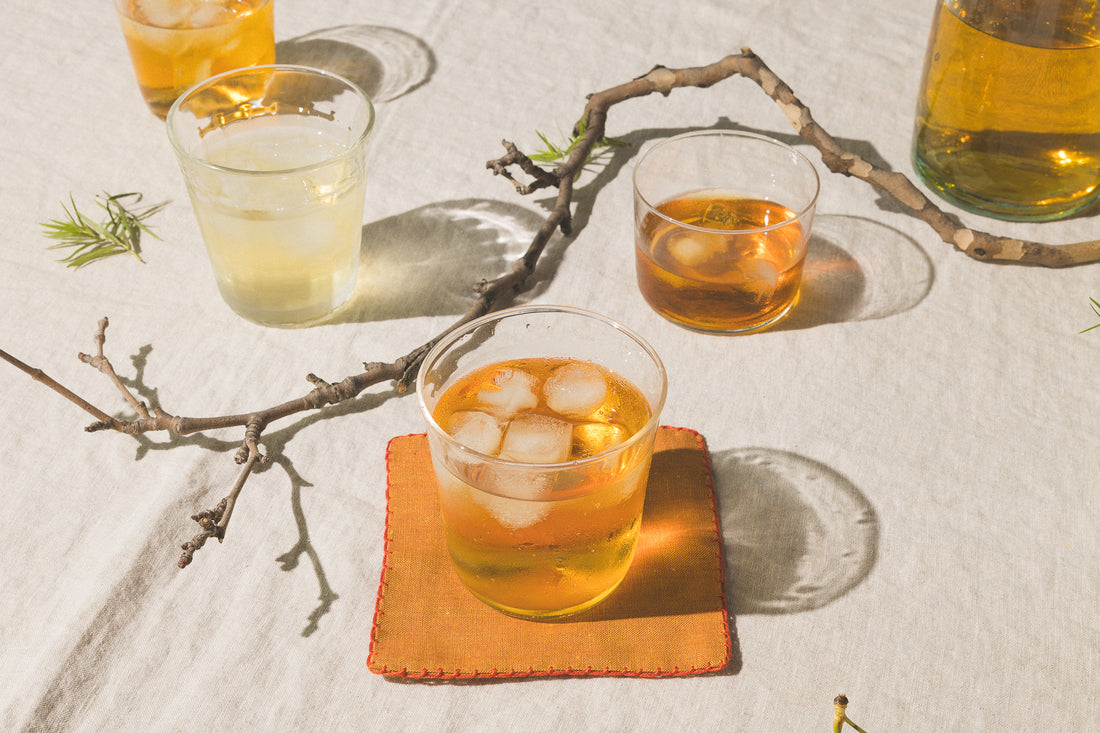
[416,305,668,619]
[167,65,375,326]
[633,130,819,334]
[115,0,275,119]
[912,0,1100,221]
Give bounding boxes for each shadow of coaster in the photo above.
[368,427,732,679]
[712,448,878,615]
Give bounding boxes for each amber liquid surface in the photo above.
[117,0,275,118]
[430,357,653,618]
[635,191,806,333]
[912,1,1100,220]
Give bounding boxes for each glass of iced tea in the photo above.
[167,65,375,326]
[114,0,275,119]
[633,130,820,334]
[416,305,668,619]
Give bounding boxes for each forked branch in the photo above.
[499,48,1099,267]
[4,48,1097,568]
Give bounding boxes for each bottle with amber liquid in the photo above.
[912,0,1100,221]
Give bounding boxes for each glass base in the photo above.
[463,576,626,621]
[217,273,357,328]
[649,296,797,336]
[913,156,1100,223]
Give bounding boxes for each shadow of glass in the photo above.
[774,214,934,331]
[711,447,878,615]
[325,199,548,324]
[276,25,435,103]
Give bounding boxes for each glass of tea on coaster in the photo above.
[415,305,668,620]
[632,130,820,334]
[367,426,733,679]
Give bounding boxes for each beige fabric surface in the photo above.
[1,0,1097,730]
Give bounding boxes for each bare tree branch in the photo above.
[4,48,1097,567]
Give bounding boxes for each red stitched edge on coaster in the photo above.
[365,434,404,673]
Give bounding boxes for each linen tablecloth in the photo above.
[1,1,1096,729]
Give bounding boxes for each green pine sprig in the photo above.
[529,117,628,175]
[41,192,168,268]
[1082,297,1100,334]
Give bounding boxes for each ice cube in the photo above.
[543,362,608,418]
[431,458,468,498]
[189,0,234,28]
[572,422,630,458]
[136,0,193,27]
[433,454,549,528]
[736,258,780,303]
[499,414,572,464]
[476,368,540,419]
[283,214,336,256]
[471,490,550,529]
[446,410,503,456]
[665,230,727,268]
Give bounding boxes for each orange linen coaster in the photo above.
[367,426,732,679]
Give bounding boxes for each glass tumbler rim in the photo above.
[114,0,273,23]
[165,63,376,177]
[632,128,821,235]
[416,304,668,471]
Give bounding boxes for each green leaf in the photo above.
[529,119,629,173]
[1081,297,1100,334]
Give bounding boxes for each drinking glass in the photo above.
[114,0,275,119]
[416,305,668,619]
[633,130,819,334]
[167,65,375,327]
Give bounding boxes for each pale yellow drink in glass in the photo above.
[167,66,375,326]
[189,119,367,325]
[115,0,275,118]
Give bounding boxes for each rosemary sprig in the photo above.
[41,192,168,268]
[1082,297,1100,334]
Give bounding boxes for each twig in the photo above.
[178,437,265,567]
[0,339,120,428]
[5,48,1098,568]
[832,694,869,733]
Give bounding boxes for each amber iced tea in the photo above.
[633,131,819,334]
[116,0,275,118]
[417,307,667,619]
[636,191,806,333]
[431,358,652,617]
